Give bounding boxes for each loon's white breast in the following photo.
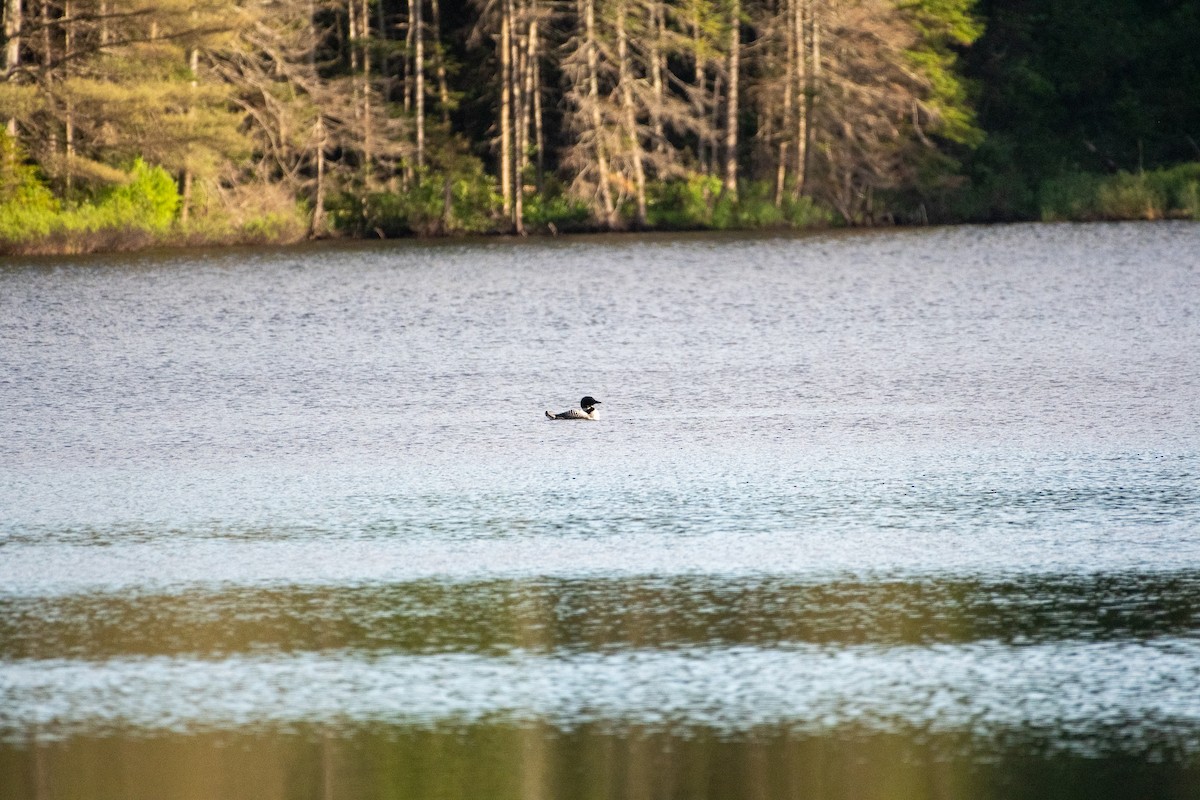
[546,396,601,420]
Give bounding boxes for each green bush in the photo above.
[647,175,722,229]
[1039,172,1106,221]
[333,166,502,237]
[1146,163,1200,219]
[0,199,60,241]
[781,194,834,227]
[646,176,831,230]
[1040,164,1200,221]
[1096,173,1164,220]
[0,132,61,241]
[238,211,308,244]
[731,182,785,228]
[523,187,591,231]
[94,159,181,231]
[1,149,182,251]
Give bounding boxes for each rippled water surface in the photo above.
[3,223,1200,800]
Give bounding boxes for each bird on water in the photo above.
[546,396,602,420]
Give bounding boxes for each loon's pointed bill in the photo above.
[545,396,602,420]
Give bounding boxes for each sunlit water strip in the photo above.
[4,640,1200,754]
[2,524,1198,597]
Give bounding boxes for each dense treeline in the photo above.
[0,0,1197,252]
[957,0,1200,221]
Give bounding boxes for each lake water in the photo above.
[2,222,1199,800]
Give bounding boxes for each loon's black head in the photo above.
[580,396,601,410]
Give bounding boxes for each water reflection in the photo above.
[3,573,1199,660]
[4,725,1199,800]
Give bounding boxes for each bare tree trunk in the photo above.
[3,0,20,79]
[363,0,373,176]
[647,2,665,154]
[182,41,199,223]
[3,0,20,136]
[38,0,47,65]
[801,0,819,196]
[62,0,74,194]
[776,0,795,206]
[709,73,721,177]
[312,117,327,235]
[347,0,363,189]
[792,0,809,197]
[723,0,740,199]
[513,2,526,186]
[521,12,538,193]
[530,17,544,192]
[347,0,359,71]
[583,0,615,225]
[39,0,56,175]
[427,0,457,226]
[509,0,524,233]
[499,1,513,219]
[413,0,424,169]
[431,0,450,124]
[692,10,708,175]
[309,0,326,235]
[404,0,415,113]
[616,0,646,225]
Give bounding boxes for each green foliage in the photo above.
[96,160,182,231]
[646,177,832,230]
[237,211,310,243]
[901,0,984,45]
[331,165,502,238]
[0,133,60,240]
[900,0,985,148]
[963,0,1200,219]
[0,134,59,241]
[725,182,784,228]
[1149,163,1200,220]
[523,186,592,232]
[781,194,835,228]
[1039,164,1200,222]
[646,175,723,229]
[0,153,184,252]
[174,181,308,246]
[0,202,61,242]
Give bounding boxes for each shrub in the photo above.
[731,182,786,228]
[647,177,831,230]
[781,194,834,227]
[179,180,308,245]
[0,132,61,241]
[94,159,181,231]
[647,175,722,229]
[1095,173,1164,220]
[334,166,503,237]
[1040,173,1106,221]
[1146,163,1200,219]
[523,184,591,231]
[1040,165,1200,221]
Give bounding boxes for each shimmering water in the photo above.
[2,222,1200,799]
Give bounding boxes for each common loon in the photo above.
[546,396,601,420]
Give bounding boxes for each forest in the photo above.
[1,0,1198,252]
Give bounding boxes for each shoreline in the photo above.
[4,217,1198,263]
